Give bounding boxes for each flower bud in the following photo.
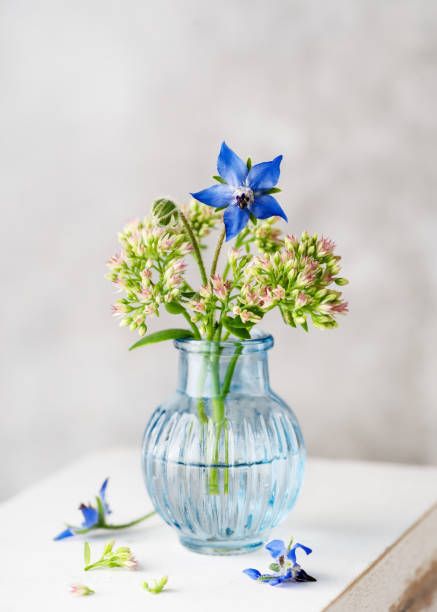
[70,584,94,597]
[199,284,212,299]
[314,288,328,299]
[228,247,241,264]
[152,198,180,227]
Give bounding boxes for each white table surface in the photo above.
[1,447,437,612]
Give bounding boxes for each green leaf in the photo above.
[165,301,185,315]
[231,315,254,329]
[84,541,91,566]
[300,320,309,333]
[212,175,227,184]
[129,329,194,351]
[181,291,196,298]
[249,213,257,225]
[269,562,281,572]
[222,318,251,340]
[246,157,252,171]
[264,187,282,194]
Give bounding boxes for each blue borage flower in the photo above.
[243,538,316,586]
[54,479,156,541]
[191,142,288,241]
[54,479,111,540]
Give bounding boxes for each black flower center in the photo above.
[236,193,250,209]
[234,187,254,210]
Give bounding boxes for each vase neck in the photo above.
[176,343,271,398]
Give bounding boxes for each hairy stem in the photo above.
[207,226,227,340]
[72,510,157,536]
[101,510,157,529]
[179,209,208,286]
[210,226,226,278]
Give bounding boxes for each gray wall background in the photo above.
[1,0,436,500]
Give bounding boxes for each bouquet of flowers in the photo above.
[106,142,348,347]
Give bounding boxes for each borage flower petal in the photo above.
[243,568,262,580]
[223,206,250,241]
[265,539,287,559]
[251,194,287,222]
[247,155,282,192]
[79,505,99,528]
[288,542,313,564]
[54,528,75,541]
[190,184,234,208]
[217,141,248,186]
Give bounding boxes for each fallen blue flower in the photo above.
[243,537,316,586]
[191,142,287,241]
[266,538,313,565]
[54,478,155,541]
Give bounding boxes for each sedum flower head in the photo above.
[237,231,348,331]
[84,540,138,572]
[106,214,193,335]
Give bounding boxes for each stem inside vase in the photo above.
[205,341,242,495]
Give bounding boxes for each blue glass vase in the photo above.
[141,332,305,555]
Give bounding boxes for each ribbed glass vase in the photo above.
[141,332,305,555]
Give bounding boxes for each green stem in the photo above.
[100,511,157,530]
[73,511,157,535]
[220,343,243,396]
[196,355,209,424]
[179,209,208,286]
[84,561,104,572]
[181,309,201,339]
[222,261,231,281]
[209,346,225,495]
[207,227,227,340]
[210,226,226,278]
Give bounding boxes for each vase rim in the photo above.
[174,329,274,355]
